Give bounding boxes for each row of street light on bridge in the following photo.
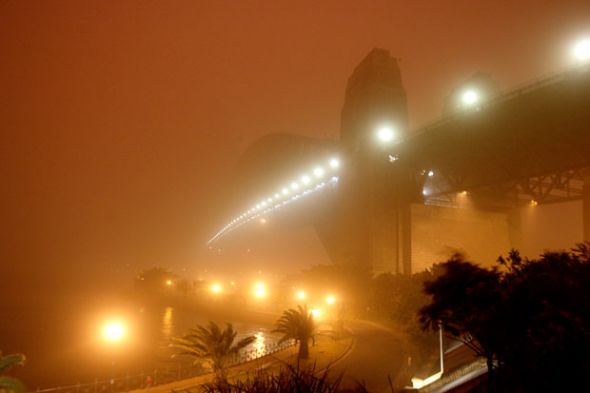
[208,157,341,244]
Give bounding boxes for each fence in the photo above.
[32,339,295,393]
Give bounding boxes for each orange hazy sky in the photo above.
[1,1,589,287]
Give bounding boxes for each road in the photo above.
[333,320,406,393]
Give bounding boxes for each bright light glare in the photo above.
[310,308,321,319]
[573,39,590,62]
[290,182,299,190]
[530,199,538,207]
[166,280,173,286]
[325,295,336,305]
[427,170,434,177]
[253,282,266,298]
[102,321,126,342]
[313,167,325,178]
[461,89,479,106]
[329,158,340,169]
[259,217,267,224]
[376,126,395,143]
[282,188,290,195]
[210,283,223,294]
[296,290,306,300]
[301,175,311,185]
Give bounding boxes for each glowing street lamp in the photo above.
[102,321,126,343]
[296,290,306,300]
[329,158,340,169]
[573,39,590,63]
[165,280,173,287]
[325,295,337,305]
[310,308,321,319]
[461,89,479,107]
[313,167,325,178]
[376,126,395,144]
[253,282,266,298]
[210,282,223,294]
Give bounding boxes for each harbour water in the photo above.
[0,290,280,390]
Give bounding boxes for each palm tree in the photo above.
[274,305,316,359]
[171,321,255,382]
[0,352,25,393]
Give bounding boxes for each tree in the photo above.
[496,246,590,392]
[419,245,590,392]
[419,255,503,387]
[0,353,25,393]
[274,305,316,359]
[171,322,255,383]
[134,267,176,294]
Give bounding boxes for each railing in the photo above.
[419,358,487,393]
[32,340,296,393]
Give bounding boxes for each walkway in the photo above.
[332,320,406,393]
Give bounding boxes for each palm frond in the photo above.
[0,354,25,374]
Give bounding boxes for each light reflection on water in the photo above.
[253,331,265,356]
[156,308,279,360]
[161,306,173,341]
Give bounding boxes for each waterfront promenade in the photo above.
[130,333,355,393]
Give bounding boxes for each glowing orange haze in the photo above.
[1,1,589,291]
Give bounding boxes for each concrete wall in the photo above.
[409,204,512,272]
[518,200,583,258]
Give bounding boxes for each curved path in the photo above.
[333,320,406,393]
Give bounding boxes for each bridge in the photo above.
[209,48,590,274]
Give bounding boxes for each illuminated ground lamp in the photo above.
[102,320,126,343]
[253,282,267,299]
[210,282,223,294]
[310,308,321,319]
[296,290,306,301]
[325,295,337,305]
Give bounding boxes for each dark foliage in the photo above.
[201,363,366,393]
[419,244,590,392]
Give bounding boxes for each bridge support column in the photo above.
[583,169,590,243]
[399,203,412,274]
